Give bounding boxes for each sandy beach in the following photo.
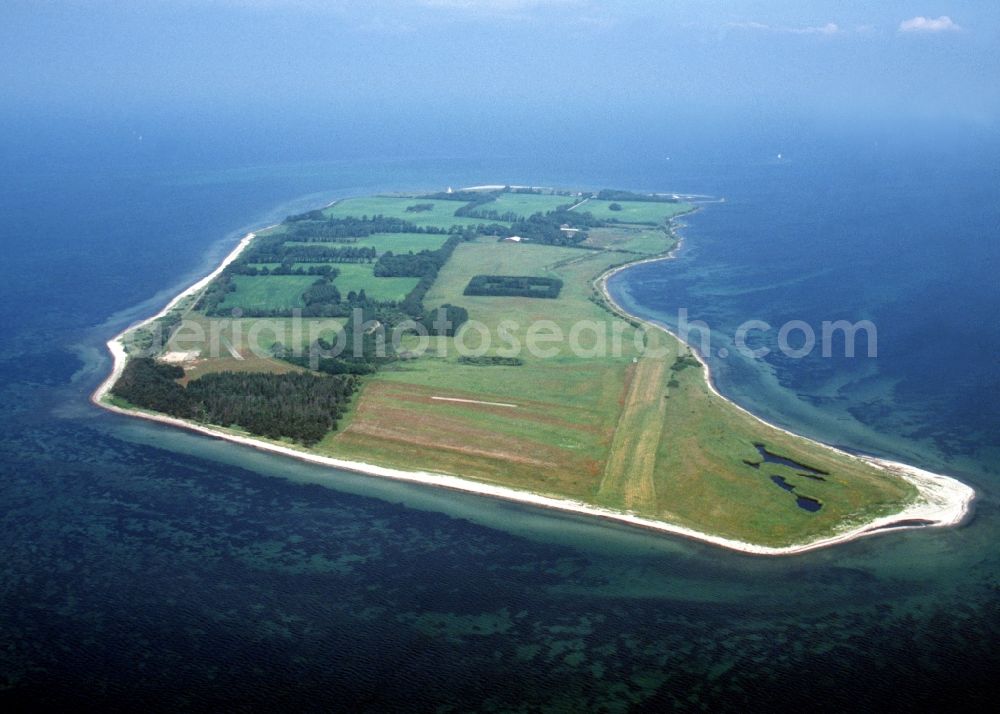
[92,208,975,556]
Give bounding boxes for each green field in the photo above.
[324,196,483,229]
[167,315,346,356]
[331,263,419,302]
[579,199,694,224]
[229,263,419,303]
[422,241,614,359]
[475,192,576,218]
[583,227,676,255]
[218,275,316,312]
[128,188,926,549]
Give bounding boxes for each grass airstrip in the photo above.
[154,188,917,548]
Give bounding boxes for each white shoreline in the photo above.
[594,220,975,547]
[91,201,975,556]
[91,228,261,408]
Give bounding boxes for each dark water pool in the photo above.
[755,443,828,477]
[769,475,823,511]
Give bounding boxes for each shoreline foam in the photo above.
[91,200,975,556]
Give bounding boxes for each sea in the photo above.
[1,117,998,710]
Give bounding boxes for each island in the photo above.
[93,185,974,554]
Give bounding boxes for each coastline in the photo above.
[594,221,975,544]
[91,228,262,408]
[91,201,975,556]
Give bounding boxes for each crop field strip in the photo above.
[598,355,668,512]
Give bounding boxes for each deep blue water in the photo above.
[2,121,999,710]
[609,137,1000,480]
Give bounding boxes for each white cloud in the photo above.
[728,21,840,36]
[799,22,839,35]
[728,21,769,31]
[898,16,961,33]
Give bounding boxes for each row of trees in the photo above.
[230,264,338,277]
[419,190,496,202]
[458,355,524,366]
[250,244,377,264]
[453,192,502,217]
[396,233,471,317]
[462,208,524,222]
[374,249,448,278]
[596,189,679,203]
[283,215,450,242]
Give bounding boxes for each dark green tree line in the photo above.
[111,358,358,445]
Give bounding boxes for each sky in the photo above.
[2,1,998,159]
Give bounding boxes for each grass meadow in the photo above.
[583,227,676,255]
[477,192,575,218]
[324,196,483,229]
[333,264,419,301]
[218,275,316,312]
[580,199,693,224]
